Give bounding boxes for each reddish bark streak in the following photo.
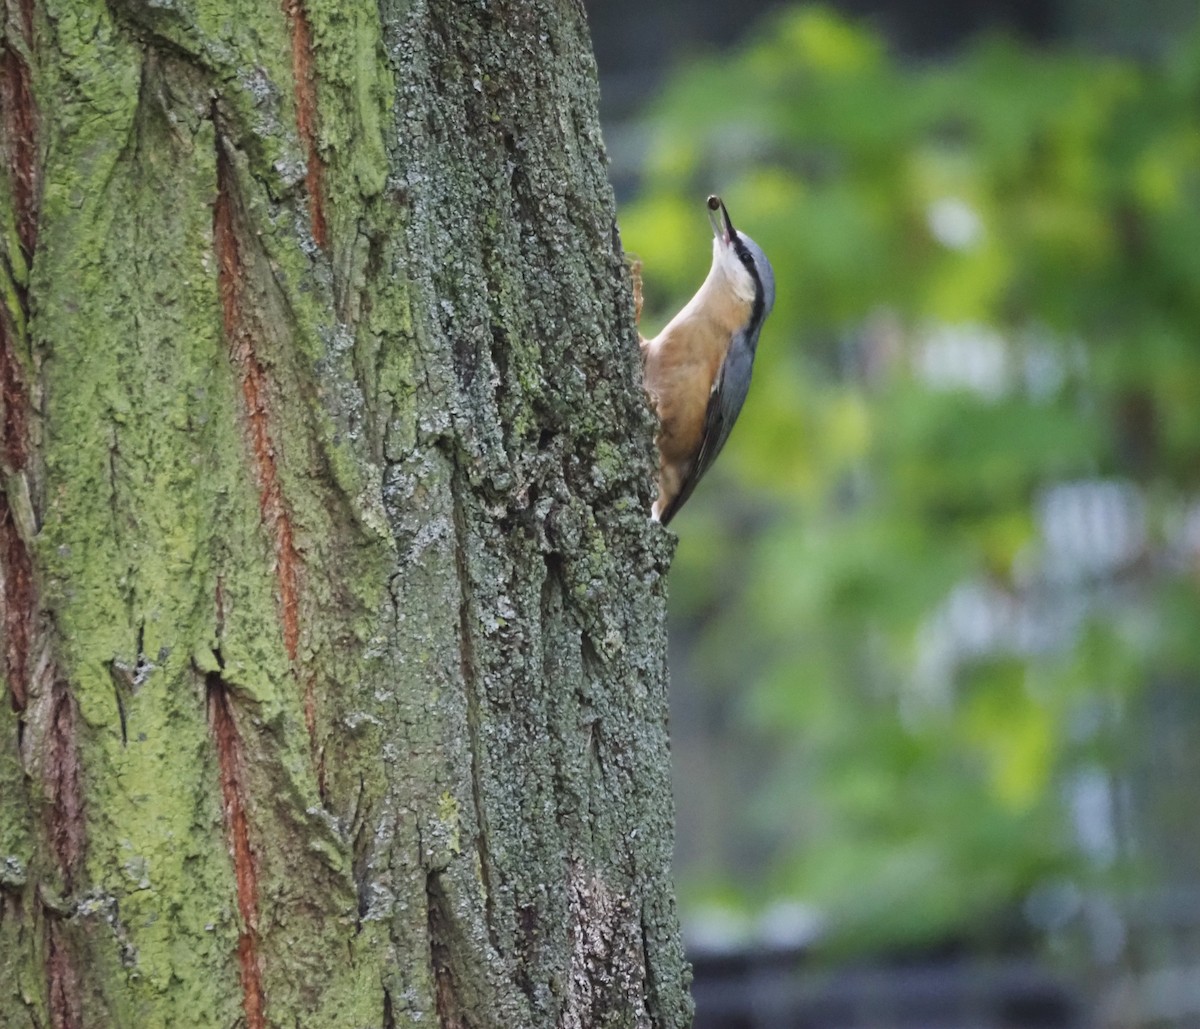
[214,143,322,826]
[1,1,40,260]
[284,0,327,248]
[214,152,303,668]
[0,311,29,471]
[0,496,32,710]
[0,305,33,718]
[208,676,266,1029]
[2,23,85,1022]
[0,307,33,715]
[0,0,39,714]
[45,917,82,1029]
[41,688,86,1027]
[304,678,316,735]
[212,153,293,1029]
[45,681,86,888]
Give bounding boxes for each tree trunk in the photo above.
[0,1,690,1026]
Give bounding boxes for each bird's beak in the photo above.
[707,194,734,247]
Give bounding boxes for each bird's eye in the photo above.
[707,195,721,211]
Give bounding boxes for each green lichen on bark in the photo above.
[1,0,690,1026]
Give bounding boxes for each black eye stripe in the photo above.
[732,235,766,343]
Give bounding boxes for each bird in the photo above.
[641,195,776,525]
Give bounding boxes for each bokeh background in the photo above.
[585,1,1200,1025]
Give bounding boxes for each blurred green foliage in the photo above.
[620,6,1200,953]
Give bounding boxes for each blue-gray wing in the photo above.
[659,330,757,526]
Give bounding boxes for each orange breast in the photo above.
[642,274,753,517]
[645,303,743,460]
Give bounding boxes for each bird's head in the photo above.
[706,194,776,337]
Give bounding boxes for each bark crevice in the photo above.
[428,870,472,1029]
[452,486,500,956]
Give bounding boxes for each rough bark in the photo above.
[0,1,690,1026]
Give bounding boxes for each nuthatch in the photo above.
[641,195,776,524]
